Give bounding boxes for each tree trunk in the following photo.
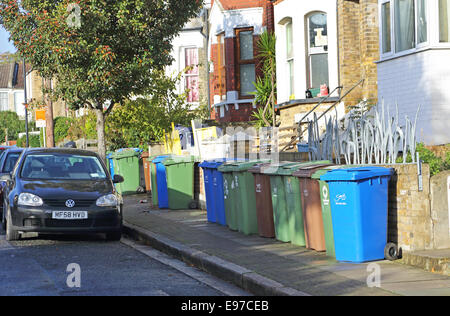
[95,108,107,163]
[44,78,55,148]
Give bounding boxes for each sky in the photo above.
[0,25,17,54]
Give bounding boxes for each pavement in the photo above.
[122,194,450,296]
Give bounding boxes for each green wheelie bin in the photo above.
[162,156,198,210]
[263,161,332,244]
[311,165,356,257]
[220,167,239,231]
[218,160,265,235]
[111,150,142,195]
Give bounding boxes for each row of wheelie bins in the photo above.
[106,149,145,195]
[200,159,395,263]
[148,155,198,210]
[106,151,198,210]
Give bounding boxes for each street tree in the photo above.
[0,0,203,160]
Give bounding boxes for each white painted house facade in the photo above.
[377,0,450,145]
[274,0,339,104]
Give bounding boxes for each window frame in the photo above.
[306,11,329,91]
[182,46,200,104]
[235,27,256,100]
[438,0,450,44]
[285,19,295,99]
[379,0,433,60]
[0,91,8,112]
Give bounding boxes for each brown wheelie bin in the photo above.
[293,163,333,251]
[249,163,275,238]
[141,152,152,192]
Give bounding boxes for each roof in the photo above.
[0,61,30,90]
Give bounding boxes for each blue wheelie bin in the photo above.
[199,160,227,226]
[152,156,171,209]
[320,167,394,263]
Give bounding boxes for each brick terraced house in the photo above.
[208,0,275,123]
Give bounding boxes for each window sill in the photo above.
[275,97,340,110]
[376,45,450,63]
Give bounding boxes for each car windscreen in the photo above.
[21,154,108,180]
[3,152,21,173]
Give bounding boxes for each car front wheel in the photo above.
[6,209,20,241]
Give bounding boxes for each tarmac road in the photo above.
[0,231,250,296]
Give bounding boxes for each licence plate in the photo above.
[52,211,88,220]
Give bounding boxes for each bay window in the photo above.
[417,0,427,44]
[380,0,442,58]
[382,2,392,53]
[394,0,415,52]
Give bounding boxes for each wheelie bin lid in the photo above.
[261,160,332,175]
[320,166,394,182]
[199,159,228,169]
[248,162,273,174]
[151,155,172,164]
[110,149,142,159]
[161,155,196,166]
[256,161,302,175]
[311,165,358,180]
[217,159,269,172]
[292,163,335,178]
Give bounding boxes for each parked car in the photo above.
[0,148,125,241]
[0,146,14,157]
[0,148,24,222]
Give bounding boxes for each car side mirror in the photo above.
[113,174,124,184]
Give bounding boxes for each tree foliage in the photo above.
[0,0,203,159]
[106,70,200,151]
[0,111,25,141]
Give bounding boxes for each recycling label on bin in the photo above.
[235,176,239,188]
[213,176,217,186]
[256,183,262,193]
[205,175,209,184]
[322,186,330,206]
[224,179,229,199]
[334,193,347,206]
[286,179,292,193]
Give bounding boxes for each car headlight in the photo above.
[18,193,43,207]
[96,194,118,207]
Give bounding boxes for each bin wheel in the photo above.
[136,186,145,194]
[188,201,198,209]
[384,243,399,261]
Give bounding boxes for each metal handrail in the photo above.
[280,79,365,152]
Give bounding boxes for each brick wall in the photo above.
[338,0,379,107]
[383,164,433,252]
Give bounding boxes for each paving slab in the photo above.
[123,195,450,296]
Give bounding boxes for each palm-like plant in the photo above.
[251,30,276,128]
